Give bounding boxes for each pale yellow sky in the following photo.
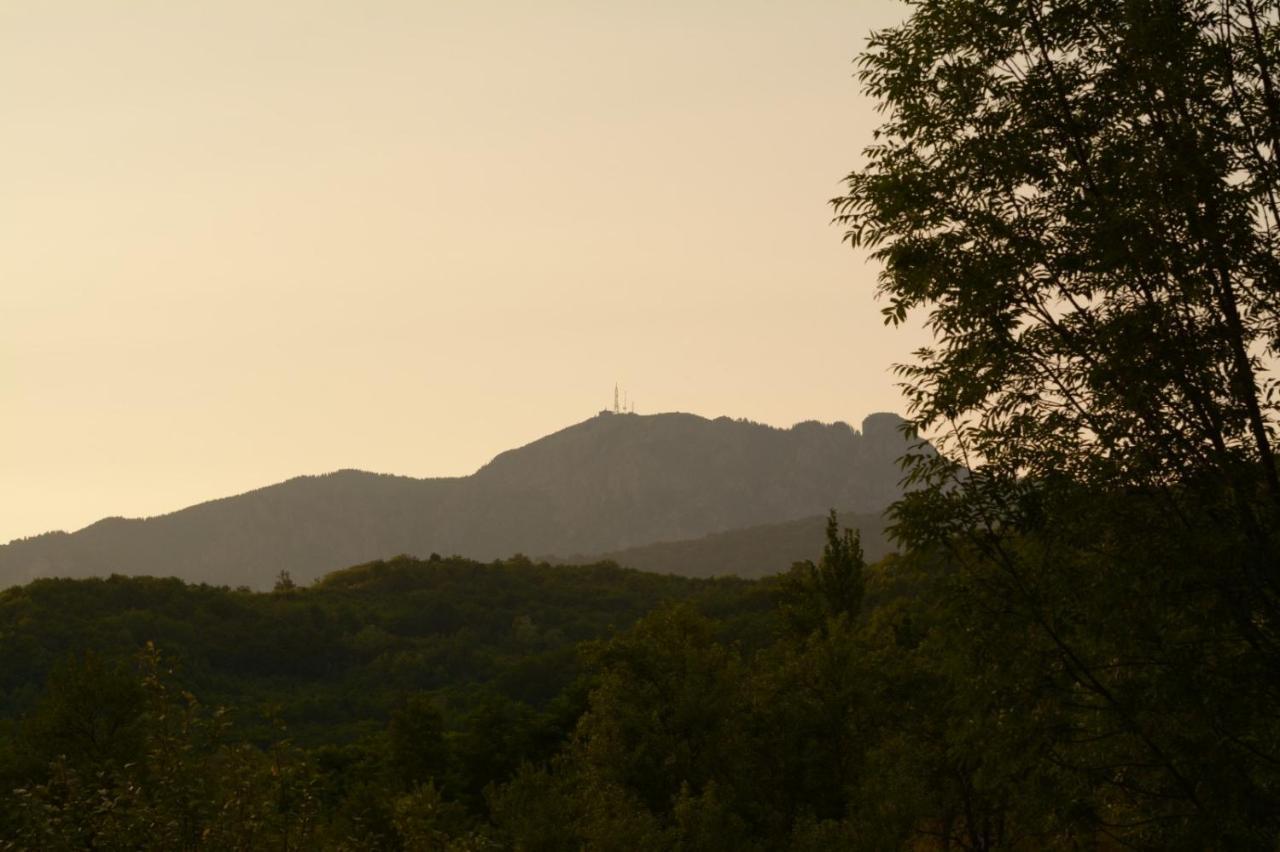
[1,0,921,543]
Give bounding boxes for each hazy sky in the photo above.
[2,0,921,543]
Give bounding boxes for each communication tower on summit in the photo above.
[607,383,636,415]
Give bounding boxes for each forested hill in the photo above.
[0,411,916,590]
[0,556,771,747]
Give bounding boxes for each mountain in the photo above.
[572,508,894,580]
[0,411,917,590]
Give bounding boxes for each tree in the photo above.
[832,1,1280,844]
[778,510,865,636]
[19,651,144,771]
[387,693,448,789]
[834,0,1280,536]
[566,605,753,845]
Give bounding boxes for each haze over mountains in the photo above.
[0,411,917,590]
[575,508,895,580]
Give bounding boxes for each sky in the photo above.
[1,0,921,543]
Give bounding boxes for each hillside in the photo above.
[0,411,917,589]
[572,508,893,579]
[0,556,770,743]
[0,555,779,842]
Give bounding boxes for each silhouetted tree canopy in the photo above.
[832,1,1280,846]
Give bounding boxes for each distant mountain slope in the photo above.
[0,411,917,589]
[572,509,893,580]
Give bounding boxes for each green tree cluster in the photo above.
[0,557,774,849]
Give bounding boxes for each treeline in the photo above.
[0,523,903,850]
[0,555,773,743]
[10,500,1271,849]
[0,554,788,849]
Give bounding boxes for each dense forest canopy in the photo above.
[6,0,1280,849]
[0,556,779,848]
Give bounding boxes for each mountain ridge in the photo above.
[0,410,918,589]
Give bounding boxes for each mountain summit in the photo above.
[0,411,917,589]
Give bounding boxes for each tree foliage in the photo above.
[835,0,1280,509]
[831,0,1280,845]
[778,510,866,635]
